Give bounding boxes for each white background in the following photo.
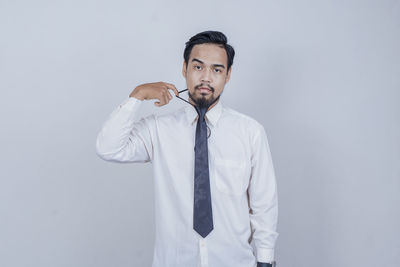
[1,0,399,266]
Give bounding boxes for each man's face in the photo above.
[182,43,231,109]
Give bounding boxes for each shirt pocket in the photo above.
[213,157,249,196]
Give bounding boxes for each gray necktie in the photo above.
[193,106,214,238]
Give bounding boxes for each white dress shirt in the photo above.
[95,96,279,267]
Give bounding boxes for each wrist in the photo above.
[129,87,146,100]
[257,261,276,267]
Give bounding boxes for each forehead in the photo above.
[189,43,227,66]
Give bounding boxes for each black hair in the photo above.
[183,30,235,72]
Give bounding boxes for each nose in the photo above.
[200,67,212,83]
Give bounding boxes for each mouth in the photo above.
[197,87,212,93]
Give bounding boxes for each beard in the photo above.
[188,86,221,109]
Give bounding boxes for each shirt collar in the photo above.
[184,100,223,128]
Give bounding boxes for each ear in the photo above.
[224,67,231,84]
[182,61,187,78]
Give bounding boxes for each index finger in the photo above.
[164,82,179,96]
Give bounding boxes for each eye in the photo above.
[214,69,222,73]
[194,65,202,70]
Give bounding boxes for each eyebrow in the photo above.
[191,58,226,69]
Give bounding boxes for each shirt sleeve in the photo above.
[95,96,154,163]
[248,123,279,263]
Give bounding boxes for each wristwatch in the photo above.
[257,261,276,267]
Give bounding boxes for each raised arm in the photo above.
[95,96,154,163]
[95,82,179,163]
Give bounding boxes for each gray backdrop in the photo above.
[1,0,399,267]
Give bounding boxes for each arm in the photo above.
[95,82,178,163]
[95,96,154,163]
[248,124,279,264]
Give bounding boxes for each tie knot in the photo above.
[195,106,208,121]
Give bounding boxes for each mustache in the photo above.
[195,84,214,92]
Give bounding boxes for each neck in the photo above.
[189,97,220,112]
[206,99,219,111]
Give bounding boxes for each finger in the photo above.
[167,90,173,100]
[162,89,171,104]
[157,93,168,106]
[162,93,169,105]
[164,82,179,96]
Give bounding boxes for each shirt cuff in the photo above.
[256,248,275,263]
[119,96,143,110]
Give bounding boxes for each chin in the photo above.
[197,90,213,96]
[197,95,213,101]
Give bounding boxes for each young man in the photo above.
[95,30,278,267]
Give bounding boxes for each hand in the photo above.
[129,82,179,107]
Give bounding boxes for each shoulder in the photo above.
[222,105,265,135]
[153,105,187,123]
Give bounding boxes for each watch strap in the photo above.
[257,261,276,267]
